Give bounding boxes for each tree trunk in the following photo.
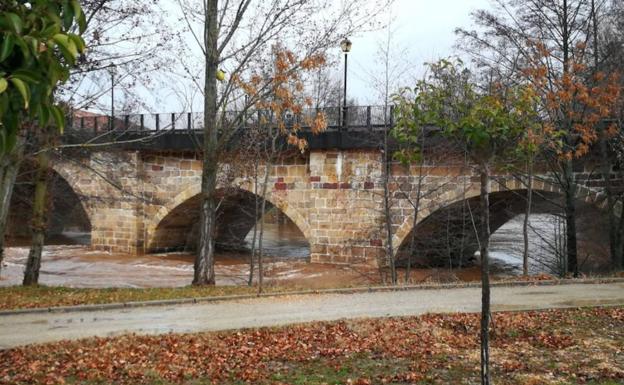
[248,160,260,286]
[405,175,423,284]
[382,110,396,285]
[383,160,395,285]
[258,134,279,294]
[600,127,623,269]
[563,159,578,277]
[522,157,533,276]
[479,163,491,385]
[23,146,51,286]
[195,0,219,286]
[257,153,272,294]
[0,148,21,275]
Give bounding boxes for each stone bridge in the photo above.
[41,151,605,267]
[9,107,611,267]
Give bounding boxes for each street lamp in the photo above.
[108,63,117,130]
[340,38,352,128]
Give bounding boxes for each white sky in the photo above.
[102,0,493,113]
[347,0,491,104]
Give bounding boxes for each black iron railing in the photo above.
[67,106,396,134]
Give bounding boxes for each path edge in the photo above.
[2,277,623,316]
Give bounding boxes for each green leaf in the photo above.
[68,33,85,53]
[53,33,78,64]
[50,105,65,134]
[0,34,15,62]
[9,78,30,109]
[62,1,75,30]
[23,36,40,58]
[0,130,5,156]
[41,22,61,38]
[38,104,50,127]
[11,69,40,84]
[70,0,87,34]
[0,78,7,94]
[1,13,23,35]
[14,36,30,60]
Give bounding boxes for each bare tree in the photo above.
[174,0,391,285]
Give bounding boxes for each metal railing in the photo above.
[67,105,396,135]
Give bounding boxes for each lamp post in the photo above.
[340,38,352,128]
[108,63,117,130]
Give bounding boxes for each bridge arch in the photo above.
[6,163,92,242]
[146,183,312,252]
[391,177,603,261]
[50,163,93,224]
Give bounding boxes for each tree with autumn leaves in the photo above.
[238,47,327,292]
[394,58,544,385]
[457,0,624,275]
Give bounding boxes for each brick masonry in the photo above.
[51,149,609,266]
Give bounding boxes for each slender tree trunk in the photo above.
[23,143,51,286]
[600,129,623,269]
[195,0,219,286]
[383,160,395,284]
[405,174,423,284]
[0,145,22,275]
[560,0,578,278]
[248,160,260,286]
[479,163,491,385]
[563,159,578,277]
[382,109,396,284]
[523,157,533,276]
[257,155,272,294]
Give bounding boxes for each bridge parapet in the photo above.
[69,106,394,133]
[65,106,399,151]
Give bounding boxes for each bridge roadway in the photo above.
[0,281,622,349]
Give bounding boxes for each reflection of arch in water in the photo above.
[147,184,311,254]
[392,179,605,268]
[7,166,92,244]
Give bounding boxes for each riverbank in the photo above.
[1,275,622,313]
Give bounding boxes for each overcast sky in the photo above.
[104,0,493,113]
[345,0,491,104]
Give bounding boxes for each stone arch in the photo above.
[50,162,94,225]
[146,183,312,252]
[391,176,602,257]
[6,162,92,241]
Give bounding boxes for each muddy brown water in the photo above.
[0,215,582,288]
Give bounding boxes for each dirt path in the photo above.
[0,282,622,349]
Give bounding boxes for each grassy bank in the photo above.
[0,285,287,310]
[0,306,622,384]
[0,273,621,311]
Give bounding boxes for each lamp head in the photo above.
[340,38,352,53]
[108,63,117,76]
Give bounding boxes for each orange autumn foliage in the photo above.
[522,40,622,159]
[235,47,328,151]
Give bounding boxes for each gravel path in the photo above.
[1,282,622,349]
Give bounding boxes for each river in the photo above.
[0,214,568,288]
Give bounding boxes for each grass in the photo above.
[1,307,622,385]
[0,285,297,311]
[0,271,622,311]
